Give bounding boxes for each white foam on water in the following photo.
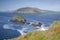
[37,24,48,31]
[3,23,48,35]
[3,24,28,35]
[3,24,16,30]
[29,22,33,25]
[3,24,10,29]
[40,27,48,31]
[17,29,26,35]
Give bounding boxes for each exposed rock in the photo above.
[10,15,26,24]
[26,22,30,25]
[32,22,42,27]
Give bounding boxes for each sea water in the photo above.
[0,12,60,39]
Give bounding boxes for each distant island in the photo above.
[13,7,57,13]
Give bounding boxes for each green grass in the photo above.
[12,15,24,20]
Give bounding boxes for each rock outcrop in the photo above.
[10,15,26,24]
[32,22,42,27]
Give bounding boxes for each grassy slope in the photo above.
[16,21,60,40]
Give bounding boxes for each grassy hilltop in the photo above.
[15,21,60,40]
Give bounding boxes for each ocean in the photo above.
[0,12,60,39]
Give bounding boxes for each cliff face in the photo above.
[14,7,55,13]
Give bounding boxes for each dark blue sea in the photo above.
[0,12,60,39]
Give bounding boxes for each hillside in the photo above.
[14,7,55,13]
[15,21,60,40]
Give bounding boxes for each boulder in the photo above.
[26,22,30,25]
[32,22,42,27]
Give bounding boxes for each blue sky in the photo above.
[0,0,60,11]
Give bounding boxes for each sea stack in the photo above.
[10,15,26,24]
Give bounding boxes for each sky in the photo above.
[0,0,60,11]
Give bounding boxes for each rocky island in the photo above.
[10,15,26,24]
